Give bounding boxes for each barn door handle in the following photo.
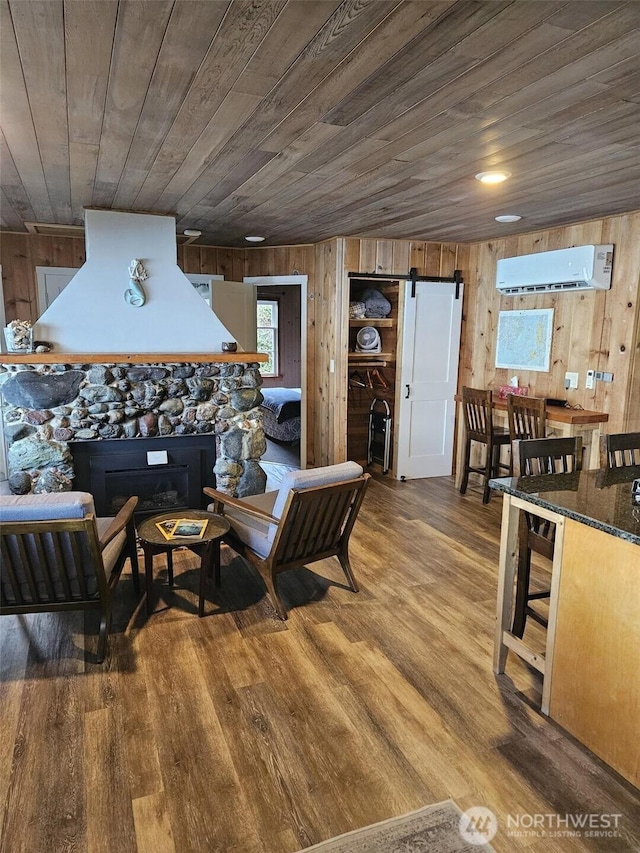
[405,384,410,399]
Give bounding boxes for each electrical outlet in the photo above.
[565,371,578,389]
[586,369,595,390]
[602,371,614,382]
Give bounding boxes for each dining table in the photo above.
[454,395,609,489]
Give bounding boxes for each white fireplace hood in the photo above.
[34,210,237,354]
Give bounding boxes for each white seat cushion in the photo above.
[210,462,364,560]
[209,491,278,559]
[271,462,363,519]
[0,491,95,522]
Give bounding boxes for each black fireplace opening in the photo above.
[71,435,217,518]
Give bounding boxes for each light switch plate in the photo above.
[585,369,595,390]
[565,371,578,389]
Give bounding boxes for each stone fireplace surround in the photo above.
[0,353,268,502]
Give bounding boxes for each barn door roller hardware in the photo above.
[348,268,463,299]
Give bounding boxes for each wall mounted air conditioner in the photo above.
[496,244,613,296]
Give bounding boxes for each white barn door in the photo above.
[395,280,463,479]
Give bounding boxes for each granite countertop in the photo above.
[490,466,640,546]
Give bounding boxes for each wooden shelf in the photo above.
[349,352,393,361]
[348,278,399,478]
[349,318,395,327]
[349,362,390,369]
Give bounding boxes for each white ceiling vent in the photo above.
[496,245,613,295]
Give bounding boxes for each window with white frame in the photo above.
[257,299,279,377]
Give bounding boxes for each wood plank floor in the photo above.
[1,475,639,852]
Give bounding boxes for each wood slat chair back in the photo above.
[271,480,365,568]
[2,517,105,607]
[461,386,493,440]
[459,386,511,503]
[510,436,583,638]
[507,394,547,443]
[0,495,139,662]
[205,469,369,620]
[599,431,640,468]
[513,435,584,477]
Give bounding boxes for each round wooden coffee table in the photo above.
[137,509,230,616]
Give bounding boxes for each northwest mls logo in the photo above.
[459,806,498,845]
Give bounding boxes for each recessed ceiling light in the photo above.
[183,229,201,237]
[495,214,522,223]
[245,235,266,242]
[475,171,512,184]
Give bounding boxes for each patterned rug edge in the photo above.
[297,799,498,852]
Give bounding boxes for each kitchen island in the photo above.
[491,465,640,788]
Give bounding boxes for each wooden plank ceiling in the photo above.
[1,0,639,247]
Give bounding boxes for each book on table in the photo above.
[154,518,209,540]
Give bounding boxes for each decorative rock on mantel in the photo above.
[0,356,268,498]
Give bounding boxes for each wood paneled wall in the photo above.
[463,212,640,433]
[309,239,344,467]
[0,233,85,322]
[178,244,246,282]
[2,212,639,467]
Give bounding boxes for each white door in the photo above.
[396,280,463,479]
[36,267,78,311]
[211,280,257,351]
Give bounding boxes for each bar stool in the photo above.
[511,436,583,638]
[459,387,511,503]
[507,392,545,446]
[599,431,640,468]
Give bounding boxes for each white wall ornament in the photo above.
[125,259,148,307]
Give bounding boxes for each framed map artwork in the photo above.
[495,308,554,372]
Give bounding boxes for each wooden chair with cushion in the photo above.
[0,491,140,662]
[204,462,369,620]
[511,436,583,638]
[459,386,511,503]
[599,431,640,468]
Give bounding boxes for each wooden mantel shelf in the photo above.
[0,352,268,365]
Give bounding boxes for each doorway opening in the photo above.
[244,275,307,473]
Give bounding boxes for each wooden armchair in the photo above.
[204,462,370,620]
[1,491,140,662]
